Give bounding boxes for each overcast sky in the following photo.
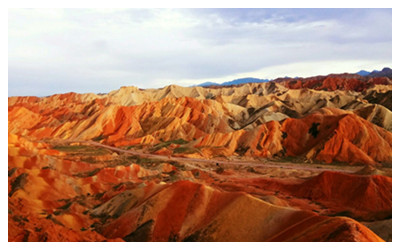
[8,8,392,96]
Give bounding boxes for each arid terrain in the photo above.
[8,70,392,242]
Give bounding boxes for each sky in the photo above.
[8,8,392,96]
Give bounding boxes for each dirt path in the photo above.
[81,141,358,174]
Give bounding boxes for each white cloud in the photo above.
[8,8,392,96]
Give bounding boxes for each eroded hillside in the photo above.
[8,73,392,242]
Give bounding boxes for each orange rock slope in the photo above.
[8,89,391,166]
[95,180,383,242]
[9,137,387,242]
[216,171,391,221]
[8,74,392,242]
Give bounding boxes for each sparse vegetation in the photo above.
[53,145,88,151]
[167,161,186,170]
[173,147,199,154]
[151,138,189,152]
[92,135,106,141]
[124,145,144,150]
[81,156,97,163]
[53,144,109,156]
[74,168,101,178]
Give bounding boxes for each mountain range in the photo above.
[8,69,392,242]
[195,77,270,87]
[355,67,392,78]
[190,67,391,88]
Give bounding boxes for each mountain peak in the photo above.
[355,70,370,76]
[196,77,269,87]
[355,67,391,78]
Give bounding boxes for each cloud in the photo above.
[8,8,392,96]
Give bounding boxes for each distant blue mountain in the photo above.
[355,70,371,76]
[368,67,392,78]
[197,81,218,87]
[197,77,269,87]
[355,68,392,78]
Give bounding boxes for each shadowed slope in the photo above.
[214,171,391,221]
[94,180,383,242]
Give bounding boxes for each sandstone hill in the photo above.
[8,74,392,166]
[8,72,392,241]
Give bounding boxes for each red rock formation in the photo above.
[95,180,383,242]
[280,74,391,92]
[214,171,391,221]
[8,131,389,241]
[281,111,391,165]
[291,171,392,220]
[8,76,392,242]
[9,93,391,166]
